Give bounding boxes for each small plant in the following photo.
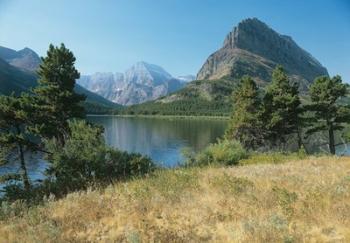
[272,186,298,218]
[189,139,248,166]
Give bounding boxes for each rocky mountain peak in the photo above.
[125,61,172,86]
[223,18,268,48]
[197,18,328,88]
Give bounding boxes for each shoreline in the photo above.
[86,114,230,120]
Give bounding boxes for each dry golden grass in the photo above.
[1,156,350,242]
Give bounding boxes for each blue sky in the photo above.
[0,0,349,81]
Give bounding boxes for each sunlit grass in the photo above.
[1,156,350,242]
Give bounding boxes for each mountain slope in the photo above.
[77,62,188,105]
[126,18,329,116]
[0,46,41,72]
[0,58,37,95]
[0,46,120,113]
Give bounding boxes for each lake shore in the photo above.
[87,114,230,120]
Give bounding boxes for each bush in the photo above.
[45,120,155,194]
[187,139,248,166]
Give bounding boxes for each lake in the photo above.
[0,116,228,189]
[88,116,228,167]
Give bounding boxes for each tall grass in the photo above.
[1,156,350,242]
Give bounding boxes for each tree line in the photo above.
[226,65,350,154]
[0,44,154,202]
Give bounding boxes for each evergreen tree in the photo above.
[262,65,303,149]
[33,44,86,145]
[0,94,38,192]
[225,76,264,150]
[306,75,350,154]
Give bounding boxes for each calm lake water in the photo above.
[88,116,228,167]
[0,116,228,189]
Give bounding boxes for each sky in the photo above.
[0,0,349,81]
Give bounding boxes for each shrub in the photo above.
[44,120,155,194]
[188,139,248,166]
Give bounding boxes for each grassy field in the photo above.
[1,156,350,242]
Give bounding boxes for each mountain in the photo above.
[197,18,328,89]
[0,57,37,95]
[0,46,119,113]
[77,62,189,105]
[176,75,196,82]
[125,18,329,116]
[0,46,41,72]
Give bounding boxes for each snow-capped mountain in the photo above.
[77,62,193,105]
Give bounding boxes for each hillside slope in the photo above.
[0,58,37,95]
[1,156,349,242]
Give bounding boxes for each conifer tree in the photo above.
[33,44,86,145]
[262,65,303,149]
[225,76,264,150]
[306,75,350,154]
[0,94,38,192]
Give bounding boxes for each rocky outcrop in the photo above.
[197,18,328,88]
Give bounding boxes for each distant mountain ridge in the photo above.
[0,46,119,111]
[77,62,194,105]
[0,46,41,72]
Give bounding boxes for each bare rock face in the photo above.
[77,62,190,105]
[197,18,328,88]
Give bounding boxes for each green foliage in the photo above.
[262,65,303,149]
[306,75,350,154]
[225,76,264,149]
[45,120,155,194]
[0,94,38,192]
[186,139,248,166]
[32,44,86,143]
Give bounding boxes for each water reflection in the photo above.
[88,116,228,167]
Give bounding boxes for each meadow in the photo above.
[1,155,349,242]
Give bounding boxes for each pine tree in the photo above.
[225,76,264,150]
[0,94,38,192]
[306,75,350,154]
[262,65,303,149]
[32,44,86,145]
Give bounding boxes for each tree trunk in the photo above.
[16,126,30,191]
[18,142,30,191]
[329,124,336,155]
[297,129,302,150]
